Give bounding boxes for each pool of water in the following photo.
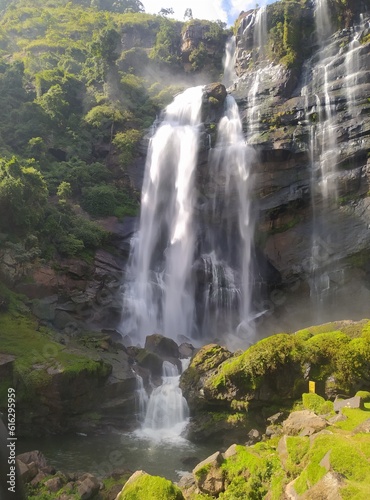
[18,430,217,482]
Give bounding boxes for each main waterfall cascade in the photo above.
[122,87,203,343]
[121,84,255,344]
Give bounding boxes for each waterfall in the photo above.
[134,372,149,423]
[253,5,267,60]
[303,3,368,315]
[205,95,255,335]
[139,361,189,440]
[122,81,255,343]
[121,87,203,343]
[314,0,332,42]
[222,36,236,88]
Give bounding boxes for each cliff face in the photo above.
[226,3,370,317]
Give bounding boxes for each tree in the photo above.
[184,8,193,20]
[159,7,174,17]
[0,156,48,234]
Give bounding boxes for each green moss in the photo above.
[0,309,110,407]
[356,391,370,403]
[302,393,333,415]
[118,474,184,500]
[294,432,370,495]
[220,443,285,499]
[285,436,310,476]
[207,333,304,396]
[334,406,370,431]
[194,463,212,480]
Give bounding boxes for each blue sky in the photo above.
[142,0,276,26]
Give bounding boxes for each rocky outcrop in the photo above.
[180,319,370,443]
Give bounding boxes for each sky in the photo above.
[141,0,275,26]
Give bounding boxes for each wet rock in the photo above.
[204,82,227,103]
[135,348,163,377]
[145,334,180,359]
[16,450,47,469]
[179,342,195,359]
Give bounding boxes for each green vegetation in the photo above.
[118,473,184,499]
[0,0,228,264]
[183,320,370,415]
[219,443,285,499]
[0,283,110,408]
[302,392,334,415]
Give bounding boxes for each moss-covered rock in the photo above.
[180,320,370,444]
[117,470,184,500]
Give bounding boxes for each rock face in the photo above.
[229,4,370,303]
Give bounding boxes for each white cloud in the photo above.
[141,0,271,25]
[229,0,269,17]
[141,0,228,23]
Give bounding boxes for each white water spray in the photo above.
[139,361,189,440]
[121,87,203,343]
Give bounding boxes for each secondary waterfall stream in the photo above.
[303,0,368,315]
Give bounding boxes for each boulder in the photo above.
[135,348,163,377]
[144,334,180,359]
[204,83,227,103]
[179,342,195,359]
[16,450,47,469]
[116,470,184,499]
[193,451,225,496]
[333,395,363,412]
[44,476,64,492]
[76,473,100,500]
[353,418,370,434]
[282,410,327,436]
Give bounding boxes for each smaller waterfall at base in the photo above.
[137,360,190,441]
[134,373,149,424]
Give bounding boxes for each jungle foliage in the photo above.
[0,0,228,259]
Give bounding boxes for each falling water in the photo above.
[314,0,332,42]
[245,5,270,139]
[222,36,236,87]
[134,372,149,423]
[253,5,268,60]
[201,95,255,337]
[304,2,369,314]
[139,361,189,440]
[121,87,203,343]
[344,15,367,119]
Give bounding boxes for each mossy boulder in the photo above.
[180,320,370,443]
[117,470,184,499]
[179,344,233,410]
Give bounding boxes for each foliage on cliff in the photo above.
[0,0,228,262]
[235,0,370,69]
